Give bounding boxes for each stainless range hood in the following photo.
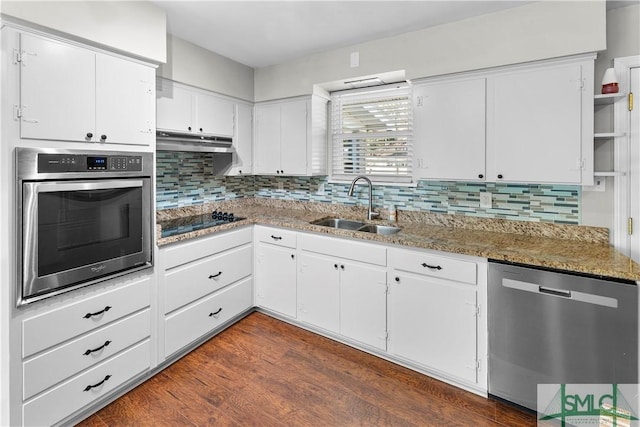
[156,130,234,153]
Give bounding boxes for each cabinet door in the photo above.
[196,93,234,137]
[231,103,253,175]
[414,79,486,181]
[255,242,297,317]
[95,54,155,145]
[280,99,308,175]
[156,79,194,133]
[19,33,95,142]
[297,252,339,333]
[254,103,282,174]
[488,64,583,183]
[389,273,478,383]
[340,262,387,350]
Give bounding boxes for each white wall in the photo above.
[583,4,640,230]
[158,34,254,102]
[254,1,606,101]
[0,1,166,63]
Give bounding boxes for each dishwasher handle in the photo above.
[539,286,572,298]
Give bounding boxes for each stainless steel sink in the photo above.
[355,224,402,235]
[310,218,366,230]
[310,218,401,235]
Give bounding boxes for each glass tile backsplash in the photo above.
[157,152,580,224]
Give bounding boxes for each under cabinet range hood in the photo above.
[156,130,234,153]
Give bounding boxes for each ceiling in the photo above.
[152,1,533,69]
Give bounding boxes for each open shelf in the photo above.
[594,93,627,105]
[594,171,626,177]
[594,132,626,139]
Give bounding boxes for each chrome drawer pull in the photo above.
[83,375,111,392]
[83,340,112,356]
[208,271,223,279]
[83,306,112,319]
[209,307,223,317]
[421,263,442,270]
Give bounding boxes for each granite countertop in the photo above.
[156,198,640,282]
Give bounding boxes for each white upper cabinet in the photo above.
[156,81,193,133]
[254,96,328,176]
[156,78,234,138]
[413,78,486,181]
[95,54,155,145]
[229,102,253,175]
[197,92,234,137]
[487,61,591,184]
[412,55,594,185]
[18,32,155,146]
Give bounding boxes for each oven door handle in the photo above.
[26,180,144,193]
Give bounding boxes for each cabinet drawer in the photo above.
[23,340,150,427]
[165,277,253,357]
[165,244,252,313]
[299,233,386,266]
[255,226,297,248]
[23,309,150,400]
[162,227,252,270]
[389,249,477,285]
[23,277,150,358]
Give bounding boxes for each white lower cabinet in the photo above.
[254,227,298,318]
[297,233,387,350]
[160,227,253,359]
[19,276,153,426]
[388,248,486,388]
[165,278,253,357]
[23,340,151,427]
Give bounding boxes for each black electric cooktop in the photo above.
[159,211,246,238]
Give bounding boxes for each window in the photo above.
[330,84,413,183]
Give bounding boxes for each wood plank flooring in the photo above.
[76,312,535,426]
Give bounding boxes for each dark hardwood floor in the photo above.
[76,312,535,426]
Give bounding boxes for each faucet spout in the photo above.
[347,176,379,221]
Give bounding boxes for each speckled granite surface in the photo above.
[156,198,640,281]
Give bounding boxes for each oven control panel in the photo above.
[38,154,144,173]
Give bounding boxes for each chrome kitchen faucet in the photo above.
[347,176,379,221]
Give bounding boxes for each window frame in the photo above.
[329,83,413,184]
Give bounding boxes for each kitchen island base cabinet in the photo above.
[165,278,253,358]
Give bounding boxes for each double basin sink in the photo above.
[310,218,401,236]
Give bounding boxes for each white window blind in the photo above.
[331,84,412,182]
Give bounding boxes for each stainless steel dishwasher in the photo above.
[488,261,638,411]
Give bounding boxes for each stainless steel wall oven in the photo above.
[17,148,153,305]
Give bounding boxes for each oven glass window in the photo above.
[37,187,143,276]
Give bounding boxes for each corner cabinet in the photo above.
[159,228,253,360]
[15,31,155,146]
[253,96,328,176]
[413,55,595,185]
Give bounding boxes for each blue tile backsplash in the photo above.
[157,152,581,224]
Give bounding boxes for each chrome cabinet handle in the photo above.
[83,340,112,356]
[209,271,222,279]
[421,263,442,270]
[83,375,111,392]
[83,306,112,319]
[209,307,223,317]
